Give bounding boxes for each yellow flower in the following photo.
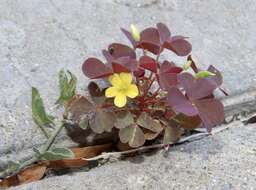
[105,73,139,108]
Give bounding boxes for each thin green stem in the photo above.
[1,123,65,178]
[41,123,64,152]
[38,124,50,138]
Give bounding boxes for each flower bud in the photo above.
[130,24,140,41]
[183,60,192,70]
[195,71,216,79]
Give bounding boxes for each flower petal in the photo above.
[120,72,132,84]
[105,87,118,98]
[109,74,122,86]
[114,93,127,107]
[126,84,139,98]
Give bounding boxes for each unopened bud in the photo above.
[130,24,140,41]
[195,71,216,79]
[183,60,192,70]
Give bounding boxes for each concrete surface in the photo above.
[1,0,256,188]
[10,121,256,190]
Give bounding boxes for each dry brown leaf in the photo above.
[0,175,19,188]
[47,143,113,169]
[116,141,133,151]
[17,164,47,184]
[72,143,113,158]
[47,159,88,169]
[0,164,46,188]
[0,143,112,188]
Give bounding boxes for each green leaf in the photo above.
[0,161,20,177]
[163,126,182,145]
[32,87,53,137]
[195,70,215,79]
[89,110,116,133]
[119,124,145,148]
[33,147,42,156]
[7,161,20,172]
[114,111,134,129]
[56,70,77,105]
[137,112,163,133]
[79,118,89,130]
[39,148,74,161]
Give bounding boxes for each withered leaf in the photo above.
[137,112,163,133]
[172,113,201,130]
[47,143,112,169]
[0,164,47,188]
[17,164,46,184]
[68,95,94,123]
[119,125,145,148]
[114,111,134,129]
[163,126,182,144]
[89,110,116,133]
[142,128,161,140]
[0,144,113,188]
[116,141,133,151]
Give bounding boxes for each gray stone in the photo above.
[0,0,256,187]
[10,121,256,190]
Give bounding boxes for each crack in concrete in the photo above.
[49,0,63,14]
[113,0,160,8]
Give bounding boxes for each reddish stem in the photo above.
[155,47,163,68]
[96,103,113,109]
[143,76,155,96]
[150,87,161,99]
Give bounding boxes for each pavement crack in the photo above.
[49,0,63,14]
[113,0,160,8]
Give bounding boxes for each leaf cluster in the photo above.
[72,23,227,148]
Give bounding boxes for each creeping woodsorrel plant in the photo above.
[0,23,227,186]
[78,23,226,147]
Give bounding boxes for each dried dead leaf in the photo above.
[0,164,46,188]
[17,164,47,184]
[119,125,145,148]
[47,143,112,169]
